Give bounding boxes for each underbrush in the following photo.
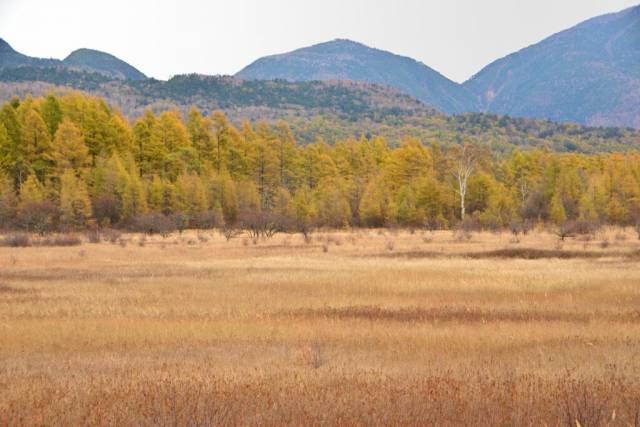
[0,233,82,247]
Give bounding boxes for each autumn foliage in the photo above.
[1,92,640,233]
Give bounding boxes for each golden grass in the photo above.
[1,228,640,425]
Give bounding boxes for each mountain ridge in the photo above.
[235,5,640,128]
[237,38,475,114]
[1,5,639,128]
[0,38,146,81]
[63,48,147,81]
[463,4,640,128]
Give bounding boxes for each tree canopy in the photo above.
[1,92,639,232]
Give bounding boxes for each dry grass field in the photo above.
[1,228,640,426]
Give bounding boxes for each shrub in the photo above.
[0,233,82,247]
[239,210,284,239]
[40,235,82,247]
[190,210,223,230]
[0,233,31,247]
[91,195,122,227]
[221,224,242,241]
[16,201,60,235]
[574,220,600,236]
[132,213,176,237]
[102,228,122,244]
[86,229,101,243]
[555,220,577,241]
[170,212,189,234]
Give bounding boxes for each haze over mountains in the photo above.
[0,5,638,129]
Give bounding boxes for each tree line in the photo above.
[0,92,639,235]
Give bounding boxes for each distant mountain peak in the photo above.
[63,48,146,80]
[236,38,473,114]
[463,3,640,128]
[0,37,147,81]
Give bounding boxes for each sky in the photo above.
[0,0,637,83]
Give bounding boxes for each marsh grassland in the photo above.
[1,228,640,425]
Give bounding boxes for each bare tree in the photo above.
[449,142,486,221]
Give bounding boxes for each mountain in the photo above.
[0,38,146,81]
[464,5,640,128]
[0,38,59,69]
[237,6,640,129]
[236,39,474,114]
[63,48,146,81]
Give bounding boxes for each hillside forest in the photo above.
[1,92,639,235]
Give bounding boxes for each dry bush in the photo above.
[322,243,329,252]
[15,201,60,234]
[85,229,101,243]
[40,234,82,247]
[221,224,242,242]
[132,213,176,237]
[101,228,122,244]
[240,210,284,240]
[556,220,582,241]
[0,233,82,247]
[0,233,30,247]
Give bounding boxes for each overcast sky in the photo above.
[1,0,637,82]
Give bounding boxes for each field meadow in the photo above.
[1,227,640,425]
